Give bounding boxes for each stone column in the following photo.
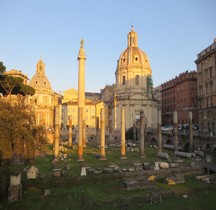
[189,111,193,152]
[157,110,162,153]
[96,117,100,144]
[100,108,106,160]
[54,106,60,158]
[68,115,72,147]
[133,120,137,142]
[78,107,84,161]
[77,38,86,161]
[173,111,178,151]
[83,120,86,147]
[140,109,145,158]
[121,107,127,159]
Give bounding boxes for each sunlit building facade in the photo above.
[195,38,216,134]
[113,27,157,130]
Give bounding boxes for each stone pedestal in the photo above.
[8,172,22,202]
[8,184,22,202]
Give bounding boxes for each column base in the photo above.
[140,155,145,159]
[120,156,127,160]
[100,157,107,160]
[77,158,84,162]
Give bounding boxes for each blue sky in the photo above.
[1,0,216,93]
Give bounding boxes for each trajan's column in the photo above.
[77,38,86,161]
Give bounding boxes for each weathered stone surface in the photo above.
[10,172,21,186]
[166,174,185,185]
[103,168,113,174]
[135,166,143,171]
[195,175,210,183]
[143,163,151,170]
[134,162,142,166]
[154,162,160,170]
[8,184,22,202]
[26,165,39,179]
[170,163,179,168]
[128,168,135,172]
[81,167,87,176]
[122,168,128,172]
[124,180,139,190]
[158,152,169,160]
[107,163,118,168]
[159,162,169,169]
[206,155,212,163]
[194,150,204,157]
[44,189,51,196]
[174,151,191,158]
[163,144,174,150]
[53,168,62,177]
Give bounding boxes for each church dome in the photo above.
[115,27,153,91]
[117,26,151,74]
[29,59,52,91]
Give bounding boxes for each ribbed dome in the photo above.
[29,74,51,90]
[29,59,52,91]
[116,26,152,75]
[117,47,151,71]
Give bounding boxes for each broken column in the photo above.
[8,172,22,202]
[68,115,72,147]
[100,108,106,160]
[157,110,162,153]
[189,111,193,152]
[121,107,127,159]
[140,109,145,158]
[173,111,178,151]
[54,105,60,158]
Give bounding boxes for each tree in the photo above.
[0,76,35,98]
[0,62,6,75]
[0,61,35,101]
[0,100,45,160]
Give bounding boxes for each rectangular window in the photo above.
[135,75,139,85]
[122,76,126,85]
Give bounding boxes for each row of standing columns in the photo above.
[157,110,194,153]
[53,106,147,160]
[54,108,194,160]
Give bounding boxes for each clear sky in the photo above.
[1,0,216,93]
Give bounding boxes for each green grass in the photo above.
[2,176,216,210]
[2,143,216,209]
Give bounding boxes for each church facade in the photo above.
[112,27,158,131]
[29,59,59,129]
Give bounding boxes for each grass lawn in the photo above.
[1,142,216,210]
